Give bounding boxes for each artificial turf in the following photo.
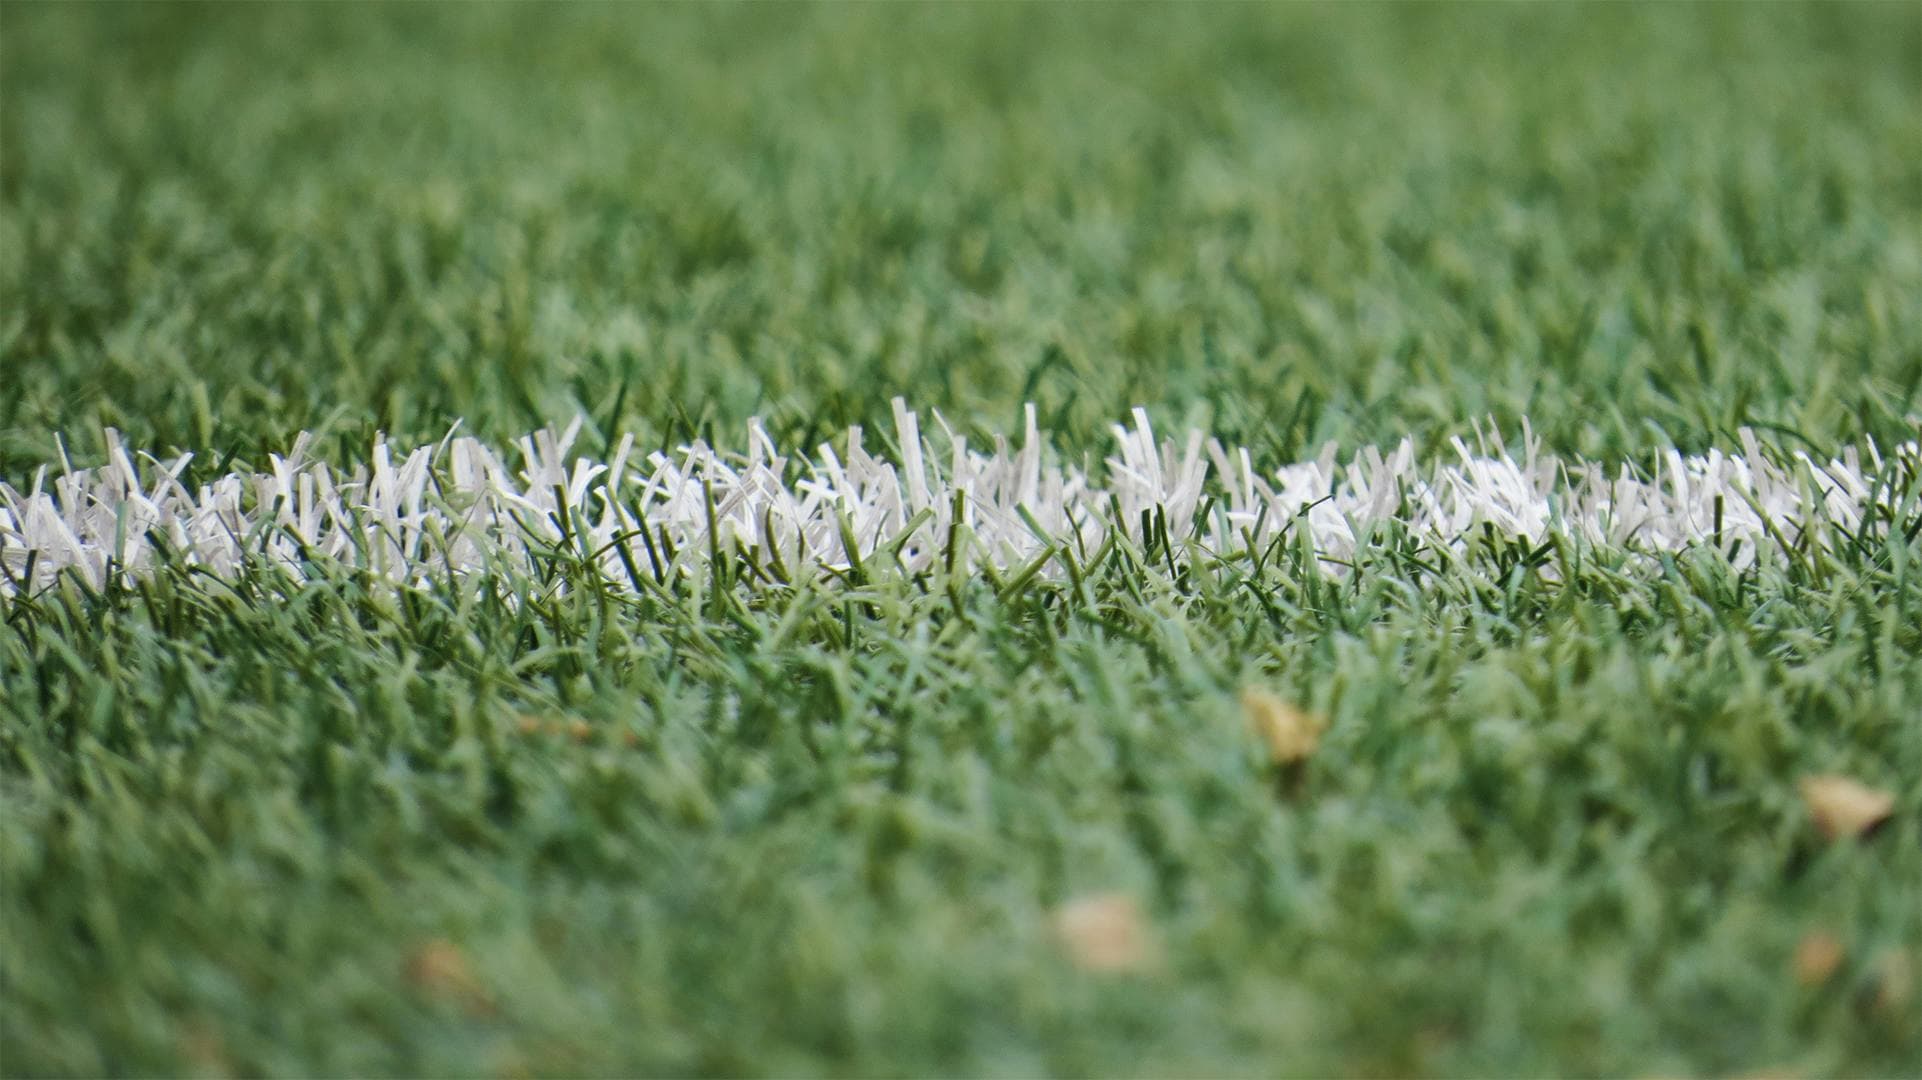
[2,3,1920,1075]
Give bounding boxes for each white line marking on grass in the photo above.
[2,401,1917,594]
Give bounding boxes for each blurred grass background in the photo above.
[4,3,1919,477]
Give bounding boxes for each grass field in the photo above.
[4,4,1922,1076]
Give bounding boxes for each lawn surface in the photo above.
[3,4,1921,1076]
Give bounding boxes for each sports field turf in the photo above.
[3,4,1921,1075]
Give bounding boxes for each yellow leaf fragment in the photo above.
[1798,774,1895,840]
[1792,930,1845,986]
[1052,892,1158,974]
[404,939,494,1014]
[1241,688,1324,764]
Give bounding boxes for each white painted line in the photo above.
[2,401,1916,594]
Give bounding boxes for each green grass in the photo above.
[3,3,1921,1075]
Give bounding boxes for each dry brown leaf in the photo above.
[1052,892,1158,974]
[1792,930,1845,986]
[1240,688,1324,764]
[404,939,494,1014]
[1798,774,1895,840]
